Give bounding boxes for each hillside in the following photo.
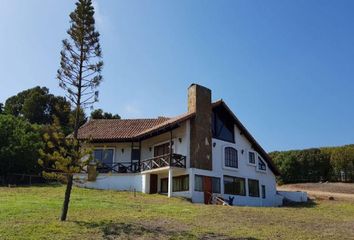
[1,185,354,239]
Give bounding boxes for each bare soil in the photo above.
[278,182,354,201]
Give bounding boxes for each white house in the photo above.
[76,84,284,206]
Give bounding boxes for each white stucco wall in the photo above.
[189,124,281,207]
[76,173,142,191]
[278,191,307,202]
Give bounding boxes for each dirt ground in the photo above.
[277,182,354,201]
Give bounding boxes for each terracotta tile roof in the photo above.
[77,113,194,141]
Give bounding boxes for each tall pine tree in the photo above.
[56,0,103,221]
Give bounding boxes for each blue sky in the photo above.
[0,0,353,151]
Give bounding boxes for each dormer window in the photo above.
[248,151,256,165]
[258,156,266,171]
[224,147,238,168]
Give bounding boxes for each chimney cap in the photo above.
[188,83,211,90]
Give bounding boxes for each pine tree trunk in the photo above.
[60,174,73,221]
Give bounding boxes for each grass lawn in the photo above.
[1,185,354,240]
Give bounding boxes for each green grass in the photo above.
[1,185,354,240]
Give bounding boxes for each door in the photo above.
[149,174,158,194]
[203,176,212,204]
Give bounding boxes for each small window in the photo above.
[248,152,256,165]
[161,178,168,193]
[224,176,246,196]
[195,175,203,191]
[212,177,221,193]
[258,157,266,171]
[261,185,266,199]
[225,147,238,168]
[248,179,260,197]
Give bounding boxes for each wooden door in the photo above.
[203,176,212,204]
[149,174,158,194]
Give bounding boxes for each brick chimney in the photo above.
[188,84,212,170]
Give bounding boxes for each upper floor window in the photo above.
[258,156,266,171]
[94,149,114,166]
[248,151,256,165]
[212,107,235,143]
[225,147,238,168]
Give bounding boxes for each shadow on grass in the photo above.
[282,198,317,208]
[2,182,63,188]
[74,220,258,240]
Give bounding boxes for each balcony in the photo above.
[140,153,186,172]
[95,153,186,174]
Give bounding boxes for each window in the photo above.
[94,149,114,165]
[225,147,238,168]
[212,177,221,193]
[195,175,203,191]
[194,175,221,193]
[248,179,260,197]
[154,142,172,157]
[248,152,256,165]
[224,176,246,196]
[173,175,189,192]
[161,175,189,193]
[131,148,140,160]
[258,157,267,171]
[161,178,168,193]
[212,107,235,143]
[261,185,266,199]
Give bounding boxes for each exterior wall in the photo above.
[189,124,282,207]
[278,191,307,202]
[140,122,189,163]
[76,173,142,191]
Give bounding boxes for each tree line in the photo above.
[270,144,354,184]
[0,86,120,184]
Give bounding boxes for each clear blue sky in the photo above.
[0,0,353,151]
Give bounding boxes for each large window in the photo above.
[212,107,235,143]
[248,179,260,197]
[161,175,189,193]
[224,176,246,196]
[225,147,238,168]
[194,175,221,193]
[258,157,267,171]
[248,152,256,165]
[94,149,114,165]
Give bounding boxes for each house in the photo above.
[76,84,284,206]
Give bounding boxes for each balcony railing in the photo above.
[140,153,186,172]
[97,162,140,174]
[95,153,186,173]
